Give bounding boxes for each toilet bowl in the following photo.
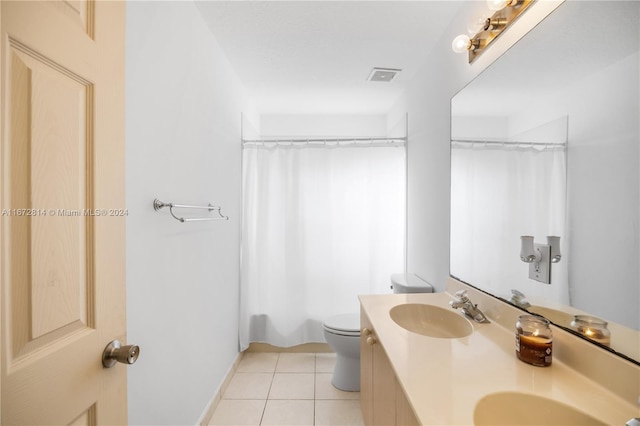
[323,313,361,392]
[323,274,433,392]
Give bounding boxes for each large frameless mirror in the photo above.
[450,0,639,364]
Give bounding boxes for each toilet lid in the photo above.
[323,313,360,334]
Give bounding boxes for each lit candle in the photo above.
[570,315,611,346]
[516,315,553,367]
[580,326,611,346]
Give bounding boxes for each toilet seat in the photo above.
[323,313,360,337]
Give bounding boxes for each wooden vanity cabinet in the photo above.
[361,310,420,426]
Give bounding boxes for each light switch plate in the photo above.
[529,243,551,284]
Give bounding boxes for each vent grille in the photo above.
[367,67,402,82]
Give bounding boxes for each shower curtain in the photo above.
[450,141,568,305]
[240,141,405,349]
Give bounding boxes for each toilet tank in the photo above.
[391,273,434,293]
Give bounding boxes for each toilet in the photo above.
[323,313,361,391]
[390,272,434,294]
[322,273,434,392]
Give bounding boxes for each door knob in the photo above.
[102,340,140,368]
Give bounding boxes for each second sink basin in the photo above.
[389,303,473,338]
[474,392,607,425]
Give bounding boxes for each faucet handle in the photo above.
[454,289,469,301]
[511,289,526,298]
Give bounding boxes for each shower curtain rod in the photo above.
[242,136,407,145]
[451,139,566,148]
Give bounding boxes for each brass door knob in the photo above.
[102,340,140,368]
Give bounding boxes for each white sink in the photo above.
[474,391,607,425]
[389,303,473,338]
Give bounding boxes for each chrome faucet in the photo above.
[449,290,490,323]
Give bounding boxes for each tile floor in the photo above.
[208,352,364,426]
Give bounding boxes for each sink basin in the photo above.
[474,392,607,425]
[389,304,473,338]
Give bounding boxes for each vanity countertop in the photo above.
[359,291,640,425]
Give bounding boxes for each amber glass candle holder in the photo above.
[570,315,611,346]
[515,315,552,367]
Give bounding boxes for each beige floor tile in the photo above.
[315,400,364,426]
[315,353,336,373]
[261,400,314,426]
[315,373,360,400]
[268,373,315,400]
[223,373,273,400]
[237,352,280,373]
[208,400,266,426]
[275,353,316,373]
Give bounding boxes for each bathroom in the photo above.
[125,2,468,422]
[1,0,638,425]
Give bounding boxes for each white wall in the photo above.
[126,2,256,424]
[451,116,509,140]
[388,1,563,291]
[260,114,387,139]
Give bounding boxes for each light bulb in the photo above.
[451,34,471,53]
[487,0,509,11]
[467,13,489,34]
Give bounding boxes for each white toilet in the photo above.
[322,273,434,392]
[322,313,361,391]
[390,272,434,294]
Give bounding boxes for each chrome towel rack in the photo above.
[153,198,228,223]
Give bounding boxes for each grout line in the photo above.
[258,398,267,426]
[259,352,279,425]
[267,353,278,400]
[313,353,317,425]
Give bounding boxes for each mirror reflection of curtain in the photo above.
[240,142,405,350]
[450,142,568,304]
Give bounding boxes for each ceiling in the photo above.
[196,1,464,115]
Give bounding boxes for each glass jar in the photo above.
[570,315,611,346]
[515,315,552,367]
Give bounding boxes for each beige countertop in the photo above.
[359,291,640,425]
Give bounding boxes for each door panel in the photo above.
[1,1,126,424]
[8,40,93,354]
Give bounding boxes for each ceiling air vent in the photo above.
[367,67,402,82]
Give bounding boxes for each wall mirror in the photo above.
[450,1,639,364]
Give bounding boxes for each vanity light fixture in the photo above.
[452,0,533,63]
[487,0,520,12]
[520,235,562,284]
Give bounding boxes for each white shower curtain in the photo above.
[240,142,405,349]
[450,141,568,305]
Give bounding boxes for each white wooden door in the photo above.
[0,1,127,424]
